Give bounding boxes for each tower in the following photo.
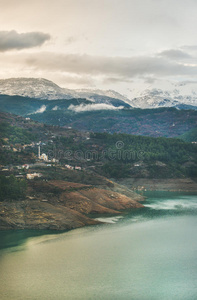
[38,145,41,158]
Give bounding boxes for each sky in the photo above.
[0,0,197,97]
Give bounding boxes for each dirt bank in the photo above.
[0,180,144,230]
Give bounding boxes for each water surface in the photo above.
[0,192,197,300]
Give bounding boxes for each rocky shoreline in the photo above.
[2,177,196,231]
[0,180,144,231]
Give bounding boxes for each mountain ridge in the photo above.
[0,94,196,138]
[0,77,130,103]
[0,77,197,110]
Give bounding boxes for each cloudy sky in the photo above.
[0,0,197,96]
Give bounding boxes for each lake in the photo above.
[0,192,197,300]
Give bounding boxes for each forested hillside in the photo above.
[0,94,197,138]
[0,112,196,179]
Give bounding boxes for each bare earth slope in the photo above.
[0,180,144,230]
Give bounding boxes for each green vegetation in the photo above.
[179,127,197,142]
[90,133,197,178]
[52,131,197,179]
[0,94,197,138]
[0,149,35,165]
[0,111,196,180]
[30,107,197,138]
[0,122,36,145]
[0,175,27,200]
[0,94,93,116]
[91,132,196,163]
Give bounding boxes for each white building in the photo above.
[26,173,42,180]
[40,153,48,161]
[75,166,82,170]
[22,164,29,169]
[65,164,74,170]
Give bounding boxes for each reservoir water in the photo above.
[0,192,197,300]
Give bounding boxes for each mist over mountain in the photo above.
[0,93,196,139]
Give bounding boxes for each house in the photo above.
[40,153,48,161]
[65,164,74,170]
[51,158,59,163]
[75,166,82,171]
[2,145,11,150]
[2,167,9,171]
[26,173,42,180]
[22,164,29,169]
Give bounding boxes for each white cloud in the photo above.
[29,105,47,114]
[68,103,124,112]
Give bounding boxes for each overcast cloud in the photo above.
[158,49,192,60]
[3,51,196,78]
[0,0,197,94]
[0,30,50,52]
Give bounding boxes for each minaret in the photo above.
[38,145,41,159]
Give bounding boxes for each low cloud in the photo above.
[68,103,124,112]
[0,30,50,52]
[29,105,47,114]
[104,77,133,84]
[158,49,192,60]
[181,45,197,52]
[23,52,197,79]
[175,80,197,86]
[1,50,197,83]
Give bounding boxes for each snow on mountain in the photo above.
[0,77,197,110]
[0,78,130,104]
[0,78,77,100]
[75,88,129,103]
[130,89,179,108]
[129,86,197,109]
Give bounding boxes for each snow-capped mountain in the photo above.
[0,78,130,104]
[0,77,197,110]
[130,89,197,109]
[0,78,79,100]
[75,88,129,103]
[129,81,197,109]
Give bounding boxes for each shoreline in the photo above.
[114,177,197,192]
[1,178,196,232]
[0,180,144,231]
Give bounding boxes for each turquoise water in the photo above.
[0,192,197,300]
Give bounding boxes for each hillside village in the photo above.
[0,112,92,177]
[0,111,197,190]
